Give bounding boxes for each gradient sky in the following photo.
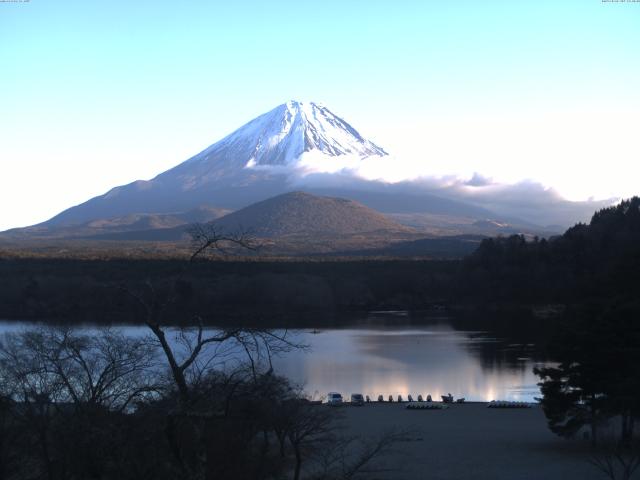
[1,0,639,230]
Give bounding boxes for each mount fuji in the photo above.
[34,100,493,231]
[7,100,604,240]
[41,101,403,228]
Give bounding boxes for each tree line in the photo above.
[461,197,640,305]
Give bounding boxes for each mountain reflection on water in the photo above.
[271,319,545,402]
[0,315,546,402]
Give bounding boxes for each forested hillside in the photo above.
[460,197,640,305]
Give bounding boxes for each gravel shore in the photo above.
[333,402,602,480]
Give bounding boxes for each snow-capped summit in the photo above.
[180,100,387,174]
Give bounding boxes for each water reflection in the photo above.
[272,323,543,402]
[0,318,545,402]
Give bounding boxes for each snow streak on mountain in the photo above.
[192,100,387,170]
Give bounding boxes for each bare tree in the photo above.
[121,224,300,406]
[311,429,411,480]
[589,438,640,480]
[0,327,161,480]
[0,327,159,412]
[283,401,336,480]
[117,224,308,480]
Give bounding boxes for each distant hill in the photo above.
[71,192,413,244]
[212,191,413,237]
[84,205,230,231]
[1,205,230,240]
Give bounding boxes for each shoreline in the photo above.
[330,402,602,480]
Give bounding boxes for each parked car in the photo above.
[350,393,365,406]
[326,392,343,406]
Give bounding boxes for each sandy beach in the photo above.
[332,403,602,480]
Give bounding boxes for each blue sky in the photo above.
[1,0,639,230]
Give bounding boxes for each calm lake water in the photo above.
[0,315,545,402]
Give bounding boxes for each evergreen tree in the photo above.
[535,303,640,445]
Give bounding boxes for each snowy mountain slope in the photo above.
[161,100,388,191]
[189,100,386,168]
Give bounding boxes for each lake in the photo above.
[0,314,545,402]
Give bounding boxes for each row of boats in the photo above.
[327,392,465,405]
[406,400,532,410]
[326,393,533,407]
[373,393,464,404]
